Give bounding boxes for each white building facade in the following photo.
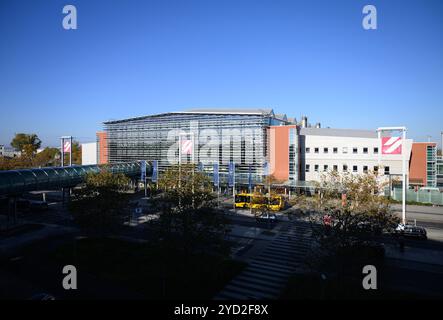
[81,142,98,165]
[299,128,413,183]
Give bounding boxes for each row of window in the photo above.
[305,147,379,155]
[306,164,390,174]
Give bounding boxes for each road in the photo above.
[392,204,443,242]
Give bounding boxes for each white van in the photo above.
[419,187,440,192]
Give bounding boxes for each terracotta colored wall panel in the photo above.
[96,131,108,164]
[268,125,296,181]
[409,142,435,186]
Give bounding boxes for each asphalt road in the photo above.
[391,204,443,242]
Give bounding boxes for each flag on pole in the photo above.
[263,161,269,176]
[63,141,71,153]
[151,160,158,183]
[248,165,252,192]
[382,136,402,155]
[181,139,193,155]
[228,161,235,187]
[140,160,146,181]
[213,163,219,187]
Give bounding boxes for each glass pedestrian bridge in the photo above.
[0,162,148,196]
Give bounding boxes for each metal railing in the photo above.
[391,187,443,205]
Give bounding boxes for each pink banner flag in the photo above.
[381,136,402,155]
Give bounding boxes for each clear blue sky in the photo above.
[1,0,442,148]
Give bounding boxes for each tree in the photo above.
[311,170,399,249]
[33,147,60,167]
[68,169,132,235]
[306,170,400,278]
[151,164,229,257]
[303,170,400,291]
[11,133,41,157]
[0,156,31,170]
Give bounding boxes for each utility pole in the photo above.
[69,136,73,166]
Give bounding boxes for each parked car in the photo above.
[256,213,277,223]
[394,224,427,240]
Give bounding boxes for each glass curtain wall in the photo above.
[104,112,282,185]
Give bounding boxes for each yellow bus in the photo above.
[267,195,285,211]
[234,193,285,211]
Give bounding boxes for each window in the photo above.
[363,147,368,154]
[353,148,358,154]
[363,166,368,173]
[333,147,338,154]
[314,165,319,172]
[384,166,390,175]
[343,147,348,154]
[323,147,328,154]
[374,147,379,154]
[333,165,338,171]
[374,166,378,173]
[305,164,310,172]
[343,165,348,172]
[324,165,328,172]
[314,148,319,154]
[306,147,310,153]
[353,165,358,173]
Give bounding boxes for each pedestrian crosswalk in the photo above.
[214,220,312,300]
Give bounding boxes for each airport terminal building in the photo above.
[87,108,437,188]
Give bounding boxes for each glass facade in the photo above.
[436,156,443,188]
[104,111,285,185]
[288,127,299,181]
[426,145,437,187]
